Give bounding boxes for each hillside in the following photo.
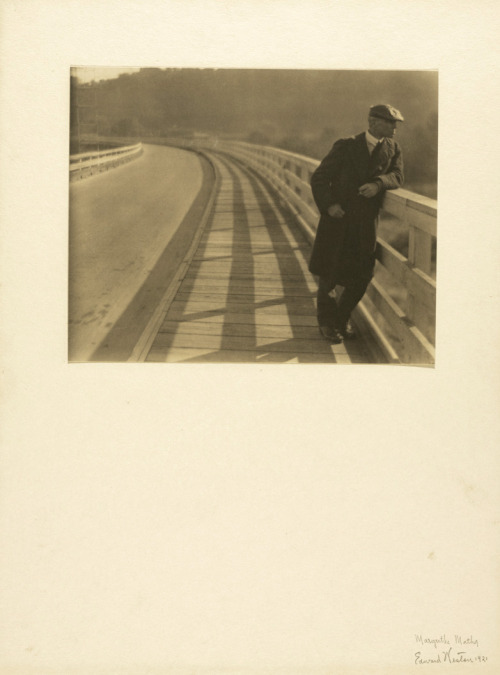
[70,68,438,198]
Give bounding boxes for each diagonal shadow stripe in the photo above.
[212,156,257,356]
[151,156,258,359]
[218,152,372,364]
[158,151,339,363]
[215,151,334,363]
[151,151,371,364]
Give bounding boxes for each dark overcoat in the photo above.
[308,132,404,281]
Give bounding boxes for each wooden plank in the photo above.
[384,188,437,218]
[406,205,437,237]
[186,261,307,271]
[146,346,339,364]
[158,320,370,362]
[151,331,337,354]
[205,223,283,230]
[190,275,315,287]
[209,222,300,230]
[407,293,436,345]
[217,239,293,247]
[212,223,267,230]
[282,168,312,201]
[195,242,309,251]
[172,290,316,305]
[165,308,319,326]
[180,273,315,287]
[178,281,316,296]
[365,279,435,364]
[207,225,236,232]
[377,239,436,311]
[214,206,263,213]
[158,319,328,341]
[168,299,316,315]
[193,251,309,262]
[198,239,308,250]
[408,227,433,275]
[186,261,308,275]
[229,226,294,236]
[200,244,307,255]
[194,252,309,263]
[184,271,312,283]
[352,302,401,364]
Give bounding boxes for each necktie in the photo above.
[371,141,382,161]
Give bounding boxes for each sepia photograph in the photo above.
[3,2,499,675]
[69,68,437,365]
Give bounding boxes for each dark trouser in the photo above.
[316,218,376,328]
[317,274,371,328]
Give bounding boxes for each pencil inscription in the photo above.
[413,633,487,665]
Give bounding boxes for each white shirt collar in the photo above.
[365,130,382,147]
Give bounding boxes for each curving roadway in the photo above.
[69,143,212,361]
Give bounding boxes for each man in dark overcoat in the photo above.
[309,103,404,343]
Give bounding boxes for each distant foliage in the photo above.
[70,68,438,197]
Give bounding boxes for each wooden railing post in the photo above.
[406,202,436,345]
[409,227,433,276]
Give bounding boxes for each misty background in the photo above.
[70,69,438,198]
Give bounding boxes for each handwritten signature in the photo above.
[415,648,488,665]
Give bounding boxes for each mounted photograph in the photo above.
[69,68,437,364]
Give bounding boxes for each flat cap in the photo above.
[369,104,404,122]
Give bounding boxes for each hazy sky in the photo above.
[72,66,141,83]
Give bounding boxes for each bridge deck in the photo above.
[146,152,374,364]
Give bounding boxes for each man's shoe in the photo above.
[338,320,356,340]
[319,325,343,344]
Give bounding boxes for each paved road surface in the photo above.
[69,144,204,361]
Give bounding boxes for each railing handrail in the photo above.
[70,142,142,164]
[69,142,143,181]
[225,140,437,234]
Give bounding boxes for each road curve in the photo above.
[69,143,210,361]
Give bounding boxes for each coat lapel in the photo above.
[368,138,393,178]
[349,134,395,183]
[351,133,371,183]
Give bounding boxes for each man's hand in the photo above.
[327,203,345,218]
[358,182,380,198]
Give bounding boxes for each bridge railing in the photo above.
[69,142,143,181]
[211,140,436,365]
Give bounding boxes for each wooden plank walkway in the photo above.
[146,152,374,364]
